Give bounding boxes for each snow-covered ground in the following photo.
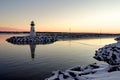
[46,63,120,80]
[86,71,120,80]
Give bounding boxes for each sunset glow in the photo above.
[0,0,120,33]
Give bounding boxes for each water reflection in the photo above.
[30,43,36,59]
[1,35,117,80]
[6,40,56,59]
[6,36,116,60]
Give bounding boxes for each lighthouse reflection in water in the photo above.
[30,43,36,59]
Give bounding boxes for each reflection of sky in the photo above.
[0,0,120,33]
[70,38,117,46]
[0,35,9,42]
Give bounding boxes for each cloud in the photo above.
[0,26,25,31]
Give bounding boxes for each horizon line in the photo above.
[0,31,120,34]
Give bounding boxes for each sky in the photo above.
[1,0,120,33]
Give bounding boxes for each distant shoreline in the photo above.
[1,31,120,40]
[0,31,120,35]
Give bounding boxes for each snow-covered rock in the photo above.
[46,63,120,80]
[115,37,120,42]
[6,35,57,45]
[94,42,120,65]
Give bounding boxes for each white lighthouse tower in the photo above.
[30,21,36,37]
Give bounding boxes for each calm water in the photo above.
[0,34,116,80]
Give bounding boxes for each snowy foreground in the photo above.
[46,63,120,80]
[46,37,120,80]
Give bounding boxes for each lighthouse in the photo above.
[30,21,36,37]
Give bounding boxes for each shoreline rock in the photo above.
[94,42,120,65]
[46,63,120,80]
[6,35,57,45]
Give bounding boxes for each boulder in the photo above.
[94,42,120,65]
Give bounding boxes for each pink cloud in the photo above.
[0,26,28,31]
